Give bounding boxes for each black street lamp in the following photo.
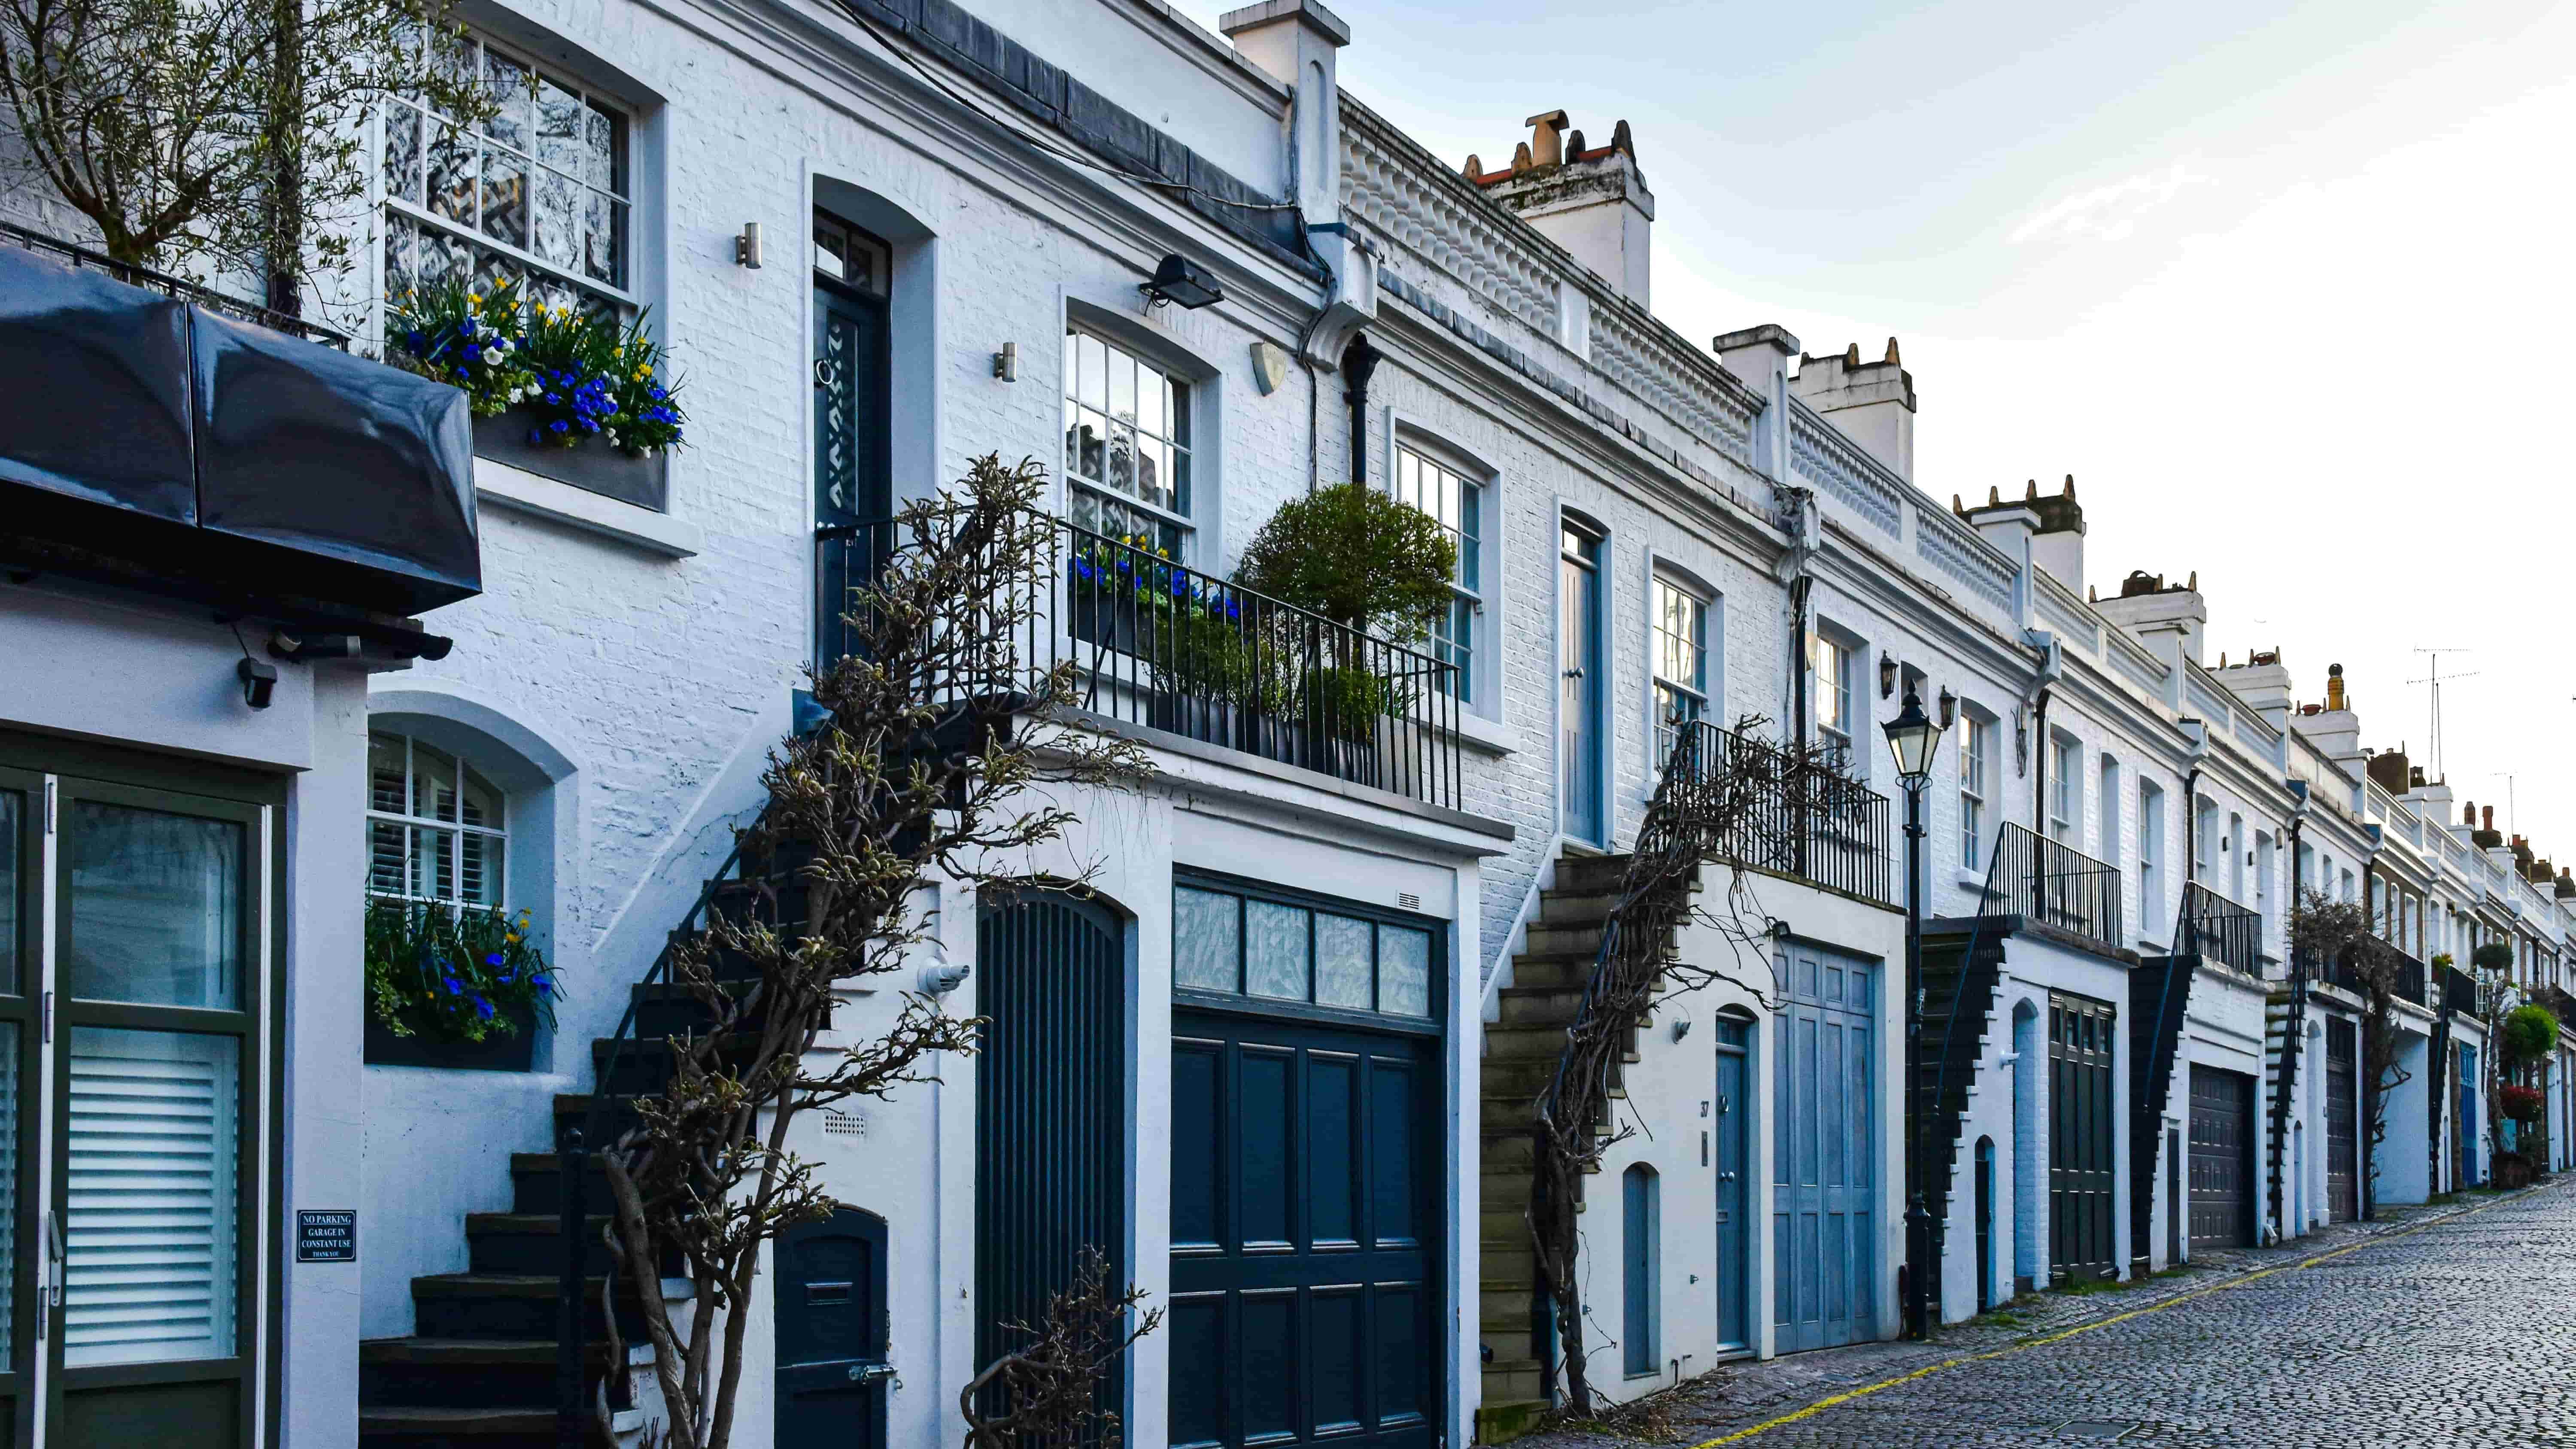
[1883,684,1948,1340]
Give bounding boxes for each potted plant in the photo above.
[390,285,687,510]
[363,895,562,1071]
[1230,484,1455,777]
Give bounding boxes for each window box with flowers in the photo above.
[363,896,563,1071]
[390,278,687,511]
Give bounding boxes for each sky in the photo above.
[1172,0,2576,863]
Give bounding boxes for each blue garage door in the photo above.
[1773,943,1877,1353]
[1168,878,1445,1449]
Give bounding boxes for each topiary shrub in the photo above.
[2473,942,2515,975]
[2503,1003,2560,1067]
[1233,483,1455,639]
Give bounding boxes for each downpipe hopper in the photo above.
[1302,222,1378,367]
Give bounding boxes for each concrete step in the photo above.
[1525,918,1608,956]
[1483,1025,1574,1059]
[1477,1397,1551,1446]
[1539,889,1622,924]
[1554,854,1633,896]
[1504,956,1594,992]
[1498,985,1589,1027]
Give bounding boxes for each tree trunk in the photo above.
[262,0,305,318]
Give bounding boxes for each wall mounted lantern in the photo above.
[1140,252,1223,310]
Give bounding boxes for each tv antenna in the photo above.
[2407,648,2477,784]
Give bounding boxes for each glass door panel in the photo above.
[0,769,45,1445]
[64,803,241,1011]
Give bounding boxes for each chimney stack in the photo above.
[1470,110,1655,306]
[1789,338,1916,481]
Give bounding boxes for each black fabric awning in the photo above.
[0,242,480,617]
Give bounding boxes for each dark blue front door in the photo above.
[1773,943,1877,1353]
[1713,1020,1750,1352]
[1168,1008,1440,1448]
[775,1208,889,1448]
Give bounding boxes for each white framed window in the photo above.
[1651,575,1708,768]
[2195,799,2218,882]
[1063,329,1192,558]
[2098,757,2121,872]
[1959,713,1991,872]
[2048,736,2079,842]
[2229,812,2246,903]
[2255,831,2275,940]
[380,30,635,325]
[1811,633,1854,763]
[1392,443,1485,702]
[2139,780,2165,932]
[368,732,507,905]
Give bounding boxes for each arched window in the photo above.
[368,731,507,904]
[1621,1163,1660,1377]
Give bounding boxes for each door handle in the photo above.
[1563,667,1585,680]
[1718,1171,1738,1182]
[847,1363,895,1384]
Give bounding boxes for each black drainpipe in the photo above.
[1340,334,1381,487]
[1788,575,1813,756]
[2183,767,2202,887]
[2032,690,2052,834]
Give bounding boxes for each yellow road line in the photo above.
[1684,1188,2543,1448]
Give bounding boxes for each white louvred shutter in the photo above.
[63,1030,237,1367]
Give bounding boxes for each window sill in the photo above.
[1451,710,1519,757]
[1955,866,1988,890]
[475,456,702,559]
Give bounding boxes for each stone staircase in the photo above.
[360,846,793,1447]
[2263,961,2312,1238]
[2126,953,2198,1270]
[1475,852,1642,1444]
[1909,918,2008,1321]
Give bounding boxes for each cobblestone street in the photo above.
[1528,1182,2576,1448]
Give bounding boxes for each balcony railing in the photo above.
[2442,962,2480,1017]
[3,219,348,346]
[1660,721,1891,903]
[2177,881,2263,975]
[2319,942,2428,1005]
[1988,823,2122,950]
[815,515,1462,810]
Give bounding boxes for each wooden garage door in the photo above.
[2187,1066,2253,1250]
[1772,943,1876,1354]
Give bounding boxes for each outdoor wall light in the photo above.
[1937,685,1958,731]
[1879,653,1899,699]
[1140,252,1223,310]
[993,341,1019,381]
[735,221,764,269]
[237,657,278,711]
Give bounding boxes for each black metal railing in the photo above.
[1988,822,2121,949]
[815,514,1464,810]
[2176,880,2262,975]
[1659,720,1891,902]
[2442,962,2480,1017]
[3,219,349,346]
[2320,942,2428,1005]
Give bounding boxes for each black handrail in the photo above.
[1989,823,2122,951]
[555,832,753,1448]
[2,219,350,347]
[2176,881,2261,975]
[816,513,1464,810]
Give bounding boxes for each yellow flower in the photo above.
[467,292,480,304]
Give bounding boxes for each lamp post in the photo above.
[1883,685,1947,1340]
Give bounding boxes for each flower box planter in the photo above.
[364,998,543,1072]
[473,409,667,511]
